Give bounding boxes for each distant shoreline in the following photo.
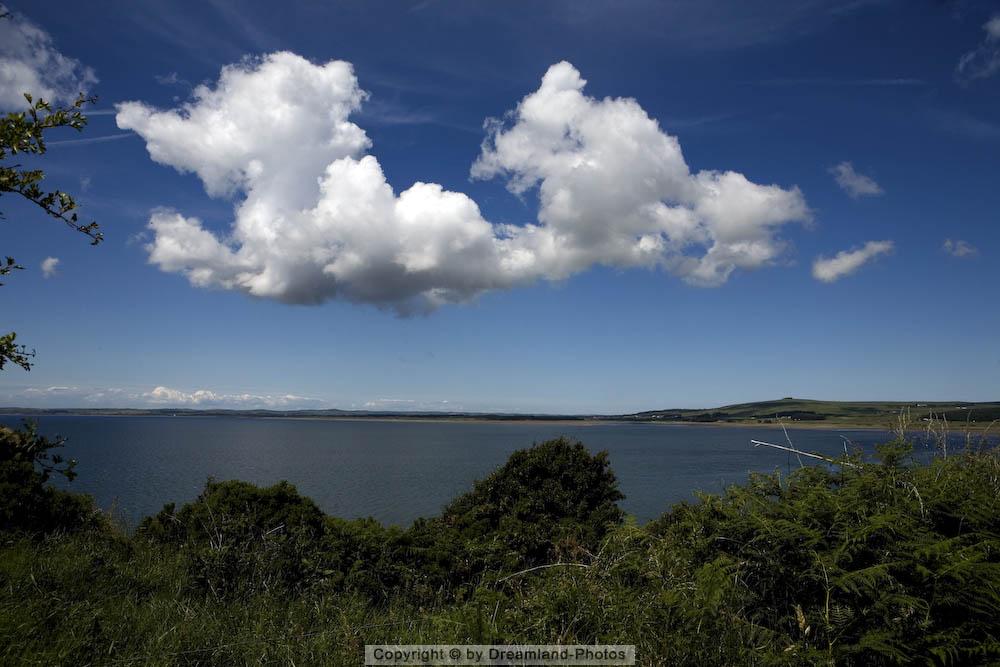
[0,410,979,432]
[264,416,890,430]
[1,396,996,432]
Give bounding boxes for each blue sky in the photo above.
[0,0,997,413]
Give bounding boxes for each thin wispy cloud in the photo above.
[826,0,896,17]
[47,132,135,147]
[829,161,883,198]
[928,109,1000,142]
[956,15,1000,84]
[22,385,77,394]
[362,397,458,411]
[154,71,191,88]
[752,77,924,87]
[124,3,248,67]
[812,240,894,283]
[204,0,281,53]
[408,0,439,13]
[0,3,97,110]
[943,239,978,258]
[356,96,478,133]
[662,111,743,130]
[550,0,898,51]
[126,230,150,247]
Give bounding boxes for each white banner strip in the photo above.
[365,645,636,665]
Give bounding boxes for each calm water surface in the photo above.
[1,416,956,525]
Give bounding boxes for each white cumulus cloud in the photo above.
[956,15,1000,84]
[812,240,893,283]
[0,4,97,110]
[40,256,59,278]
[0,384,325,409]
[143,385,319,409]
[119,54,810,313]
[472,61,811,287]
[943,238,978,258]
[829,161,883,199]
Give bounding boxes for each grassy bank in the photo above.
[2,429,999,665]
[626,398,1000,431]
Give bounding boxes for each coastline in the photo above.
[3,410,991,432]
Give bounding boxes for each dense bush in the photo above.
[136,438,624,604]
[142,478,325,544]
[2,435,999,664]
[641,441,1000,664]
[0,422,97,533]
[440,437,624,573]
[141,479,325,598]
[316,516,451,602]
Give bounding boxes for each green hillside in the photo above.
[626,398,1000,428]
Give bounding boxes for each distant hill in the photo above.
[622,398,1000,427]
[0,398,997,428]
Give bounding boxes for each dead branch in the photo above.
[497,562,590,583]
[750,440,861,468]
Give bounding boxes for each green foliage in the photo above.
[141,478,325,544]
[0,93,102,244]
[3,437,1000,664]
[1,92,102,372]
[140,479,325,599]
[644,445,1000,664]
[0,331,33,371]
[0,421,96,533]
[440,437,624,574]
[316,516,447,602]
[132,439,624,606]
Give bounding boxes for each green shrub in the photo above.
[440,437,624,576]
[0,422,98,534]
[141,479,325,599]
[141,478,325,544]
[316,516,450,602]
[643,444,1000,664]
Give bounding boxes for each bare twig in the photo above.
[497,562,589,583]
[750,440,861,468]
[779,419,804,468]
[899,480,925,518]
[977,420,998,453]
[895,406,912,443]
